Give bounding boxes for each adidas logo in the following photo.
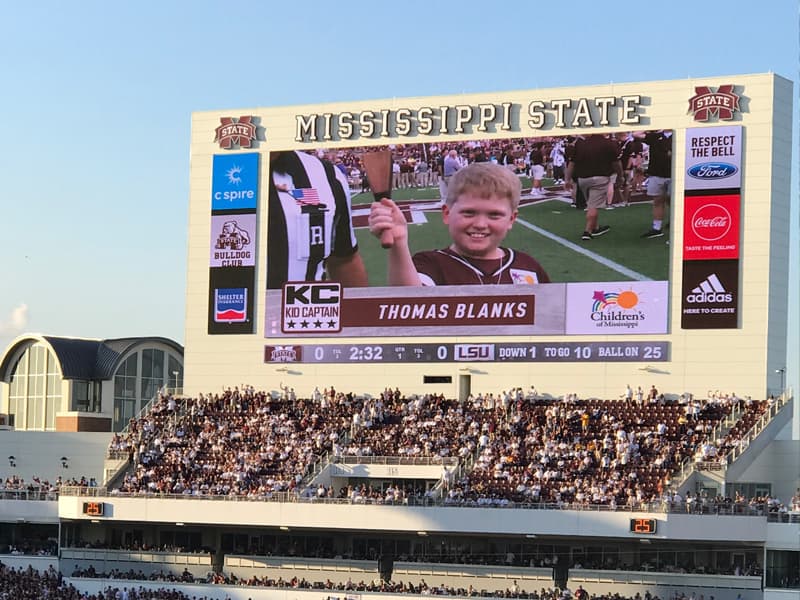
[685,273,733,303]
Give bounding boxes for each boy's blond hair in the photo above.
[445,162,521,210]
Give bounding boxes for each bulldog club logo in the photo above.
[215,116,258,149]
[688,85,741,122]
[691,204,731,242]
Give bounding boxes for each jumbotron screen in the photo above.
[201,85,748,367]
[263,131,672,342]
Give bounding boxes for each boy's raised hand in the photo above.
[368,198,408,248]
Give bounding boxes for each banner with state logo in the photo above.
[681,126,742,329]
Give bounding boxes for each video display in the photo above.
[264,130,673,339]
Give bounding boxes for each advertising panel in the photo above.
[680,260,739,329]
[210,213,257,268]
[208,267,256,334]
[211,153,260,211]
[682,194,741,260]
[681,125,743,329]
[208,152,260,334]
[684,125,742,191]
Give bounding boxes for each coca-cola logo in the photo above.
[692,203,731,241]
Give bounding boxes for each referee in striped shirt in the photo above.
[267,150,368,289]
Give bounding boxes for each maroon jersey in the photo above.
[412,247,550,286]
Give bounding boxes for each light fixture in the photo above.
[8,456,15,468]
[279,525,290,531]
[175,522,185,527]
[275,367,289,373]
[416,531,428,536]
[525,534,537,539]
[458,367,472,373]
[775,368,786,392]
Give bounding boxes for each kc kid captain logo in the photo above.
[214,288,248,323]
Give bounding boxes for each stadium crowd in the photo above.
[62,565,734,600]
[99,385,780,511]
[1,474,98,500]
[0,562,208,600]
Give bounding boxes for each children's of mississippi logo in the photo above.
[590,289,645,328]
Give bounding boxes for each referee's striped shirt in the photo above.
[267,151,359,289]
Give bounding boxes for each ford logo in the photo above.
[687,162,738,180]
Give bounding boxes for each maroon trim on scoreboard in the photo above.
[341,295,536,327]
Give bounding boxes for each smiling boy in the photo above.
[368,162,550,286]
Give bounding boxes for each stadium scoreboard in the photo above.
[629,517,658,534]
[266,342,669,364]
[185,73,792,399]
[82,501,105,517]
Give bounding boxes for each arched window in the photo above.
[113,354,138,431]
[7,342,62,430]
[141,348,165,400]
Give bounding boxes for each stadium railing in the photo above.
[721,393,792,466]
[56,485,799,519]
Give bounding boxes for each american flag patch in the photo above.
[291,188,321,205]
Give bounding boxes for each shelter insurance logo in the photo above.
[214,116,258,149]
[688,85,741,122]
[214,288,248,323]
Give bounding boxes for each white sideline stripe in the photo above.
[409,209,430,225]
[515,218,652,281]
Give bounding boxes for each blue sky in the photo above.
[1,0,798,392]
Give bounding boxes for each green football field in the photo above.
[352,181,671,287]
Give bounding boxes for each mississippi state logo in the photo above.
[688,85,741,122]
[265,345,301,363]
[691,204,731,241]
[215,116,258,149]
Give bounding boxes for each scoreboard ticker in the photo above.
[266,341,669,364]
